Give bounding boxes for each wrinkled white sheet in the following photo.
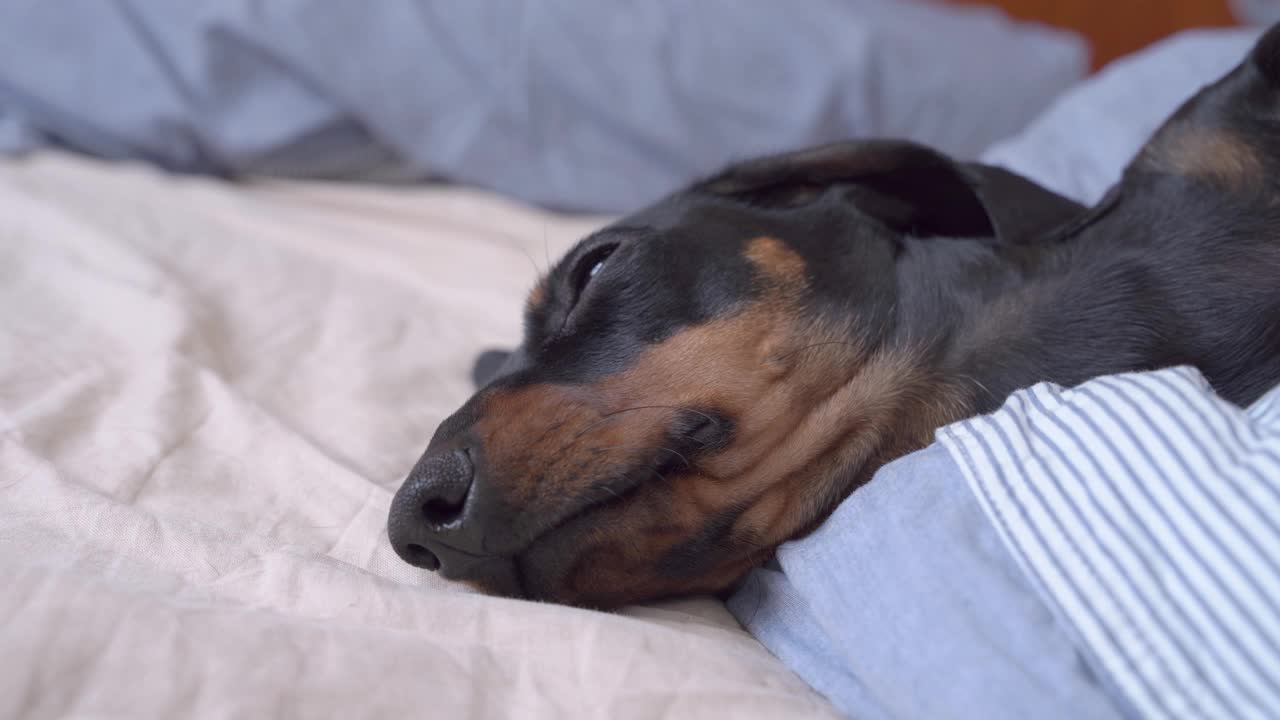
[0,154,839,719]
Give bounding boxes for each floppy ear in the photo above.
[1250,21,1280,85]
[472,348,514,388]
[700,140,1083,244]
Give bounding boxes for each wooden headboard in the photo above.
[947,0,1238,69]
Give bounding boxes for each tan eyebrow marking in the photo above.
[1142,126,1262,189]
[744,236,807,288]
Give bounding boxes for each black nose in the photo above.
[388,448,488,574]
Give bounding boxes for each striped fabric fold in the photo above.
[938,366,1280,720]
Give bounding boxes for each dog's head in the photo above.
[386,139,1082,607]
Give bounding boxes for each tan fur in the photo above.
[744,236,808,287]
[1143,126,1262,188]
[526,279,548,313]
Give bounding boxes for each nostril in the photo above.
[404,543,441,571]
[422,489,468,527]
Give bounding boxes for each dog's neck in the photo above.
[834,224,1134,490]
[888,195,1164,419]
[894,173,1278,421]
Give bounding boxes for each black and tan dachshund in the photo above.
[389,27,1280,608]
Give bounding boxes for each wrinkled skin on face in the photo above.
[387,139,1086,608]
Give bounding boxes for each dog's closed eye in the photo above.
[569,243,618,307]
[544,242,621,341]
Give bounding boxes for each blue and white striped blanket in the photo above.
[945,368,1280,720]
[731,367,1280,720]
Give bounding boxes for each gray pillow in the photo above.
[0,0,1084,212]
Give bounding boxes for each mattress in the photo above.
[0,154,838,718]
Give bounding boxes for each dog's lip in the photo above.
[421,473,643,570]
[444,428,707,597]
[424,498,612,602]
[424,536,492,560]
[447,470,650,597]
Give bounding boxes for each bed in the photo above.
[0,6,1271,719]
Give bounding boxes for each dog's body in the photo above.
[389,28,1280,608]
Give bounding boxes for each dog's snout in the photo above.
[388,448,484,573]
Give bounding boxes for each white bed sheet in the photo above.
[0,154,839,719]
